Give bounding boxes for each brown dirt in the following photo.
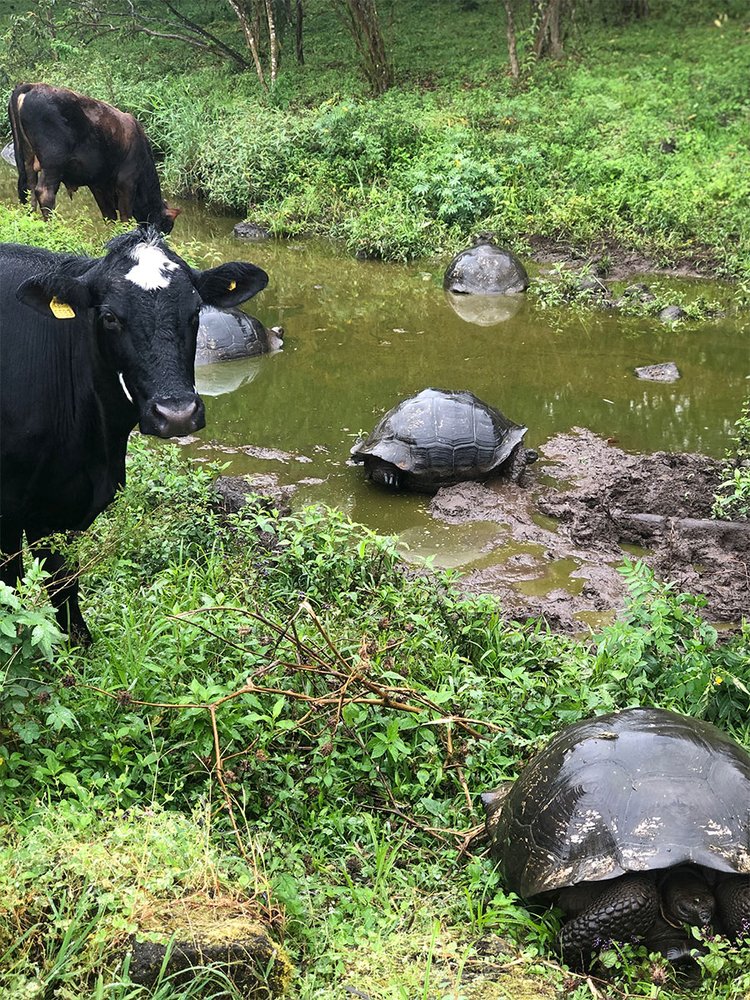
[526,234,721,280]
[429,429,749,630]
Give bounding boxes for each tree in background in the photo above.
[70,0,298,88]
[333,0,392,95]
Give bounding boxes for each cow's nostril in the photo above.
[148,396,204,438]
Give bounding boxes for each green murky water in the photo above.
[4,172,749,578]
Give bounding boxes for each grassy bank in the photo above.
[2,434,750,997]
[3,2,750,269]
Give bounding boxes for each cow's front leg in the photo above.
[27,531,91,646]
[35,169,62,221]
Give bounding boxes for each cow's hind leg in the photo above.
[27,530,91,646]
[0,520,24,590]
[19,155,38,206]
[91,187,118,223]
[35,168,62,221]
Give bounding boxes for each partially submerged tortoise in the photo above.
[196,305,283,366]
[443,233,529,295]
[350,388,536,491]
[483,707,750,964]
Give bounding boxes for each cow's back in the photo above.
[15,83,141,184]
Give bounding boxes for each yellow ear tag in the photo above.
[50,296,76,320]
[227,280,237,292]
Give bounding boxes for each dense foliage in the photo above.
[1,441,749,996]
[2,2,750,268]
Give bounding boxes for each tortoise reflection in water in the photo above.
[350,388,536,492]
[483,707,750,965]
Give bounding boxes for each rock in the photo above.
[213,473,295,516]
[634,362,681,382]
[444,233,529,295]
[233,220,271,241]
[128,900,291,995]
[621,282,656,302]
[578,274,610,297]
[659,305,687,323]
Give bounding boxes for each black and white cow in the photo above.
[0,228,268,643]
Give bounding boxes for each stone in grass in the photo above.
[128,897,292,995]
[634,361,681,382]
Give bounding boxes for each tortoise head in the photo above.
[662,869,715,928]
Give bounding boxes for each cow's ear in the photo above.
[195,262,268,308]
[17,276,92,320]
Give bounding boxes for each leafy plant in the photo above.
[713,397,750,520]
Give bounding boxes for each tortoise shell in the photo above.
[350,388,527,489]
[484,707,750,900]
[196,305,283,365]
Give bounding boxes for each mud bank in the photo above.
[527,234,721,281]
[430,429,748,630]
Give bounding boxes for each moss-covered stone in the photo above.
[130,897,292,995]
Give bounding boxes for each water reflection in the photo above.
[445,290,525,326]
[195,356,267,397]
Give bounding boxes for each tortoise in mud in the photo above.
[482,707,750,965]
[350,388,536,492]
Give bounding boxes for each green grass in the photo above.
[713,397,750,520]
[2,440,749,997]
[4,1,750,267]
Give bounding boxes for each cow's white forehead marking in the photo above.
[125,244,179,290]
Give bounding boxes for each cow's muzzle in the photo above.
[141,394,205,438]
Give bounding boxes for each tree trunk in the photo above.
[264,0,279,84]
[335,0,393,95]
[533,0,563,60]
[502,0,520,79]
[226,0,268,89]
[295,0,304,64]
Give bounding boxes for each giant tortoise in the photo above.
[483,707,750,964]
[350,388,535,491]
[196,305,283,365]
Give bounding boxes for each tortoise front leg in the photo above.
[716,876,750,940]
[559,874,659,962]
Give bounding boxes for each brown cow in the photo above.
[8,82,180,233]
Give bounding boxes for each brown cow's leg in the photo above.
[27,531,91,646]
[35,169,62,221]
[91,187,118,222]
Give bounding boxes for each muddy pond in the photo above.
[3,170,749,626]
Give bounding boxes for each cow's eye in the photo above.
[100,310,120,331]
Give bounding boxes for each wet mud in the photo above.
[430,429,749,630]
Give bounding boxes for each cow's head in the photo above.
[16,229,268,438]
[151,202,181,235]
